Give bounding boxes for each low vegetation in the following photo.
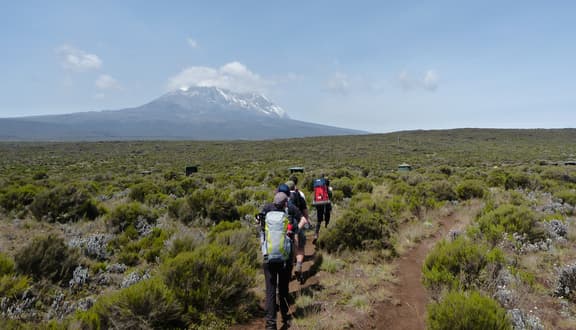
[0,129,575,328]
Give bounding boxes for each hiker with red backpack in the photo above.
[285,178,310,283]
[312,175,332,245]
[258,191,307,329]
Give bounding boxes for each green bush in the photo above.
[429,180,457,201]
[455,180,487,200]
[554,189,576,206]
[107,202,157,234]
[75,278,185,329]
[118,228,171,265]
[0,252,15,275]
[320,208,392,253]
[476,204,544,244]
[15,235,80,284]
[129,181,159,203]
[161,243,257,325]
[208,222,260,269]
[0,274,30,299]
[427,290,511,330]
[353,179,374,194]
[0,184,42,212]
[422,237,501,292]
[29,184,100,223]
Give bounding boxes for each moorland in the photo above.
[1,128,576,329]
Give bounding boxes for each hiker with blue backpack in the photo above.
[258,191,307,329]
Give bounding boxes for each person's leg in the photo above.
[278,262,292,322]
[325,204,332,227]
[315,205,325,240]
[295,230,305,282]
[264,262,279,329]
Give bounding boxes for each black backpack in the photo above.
[289,189,307,213]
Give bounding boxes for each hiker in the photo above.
[286,178,310,283]
[259,192,307,329]
[313,175,332,245]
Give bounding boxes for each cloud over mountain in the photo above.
[167,61,271,93]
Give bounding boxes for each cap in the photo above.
[277,183,290,196]
[274,192,288,206]
[286,180,295,191]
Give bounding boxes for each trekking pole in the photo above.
[283,296,301,330]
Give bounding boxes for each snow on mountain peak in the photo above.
[164,86,288,119]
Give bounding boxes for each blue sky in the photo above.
[1,1,575,133]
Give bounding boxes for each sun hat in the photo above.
[274,192,288,206]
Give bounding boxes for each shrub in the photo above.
[422,237,501,292]
[353,179,374,194]
[427,290,511,330]
[161,244,257,325]
[320,208,392,253]
[504,171,533,190]
[129,181,159,203]
[15,235,80,284]
[0,184,42,212]
[107,202,157,234]
[208,223,260,269]
[554,189,576,206]
[30,184,100,223]
[429,180,457,201]
[476,204,544,244]
[0,252,15,275]
[0,274,30,299]
[207,199,240,224]
[75,278,185,329]
[455,180,487,200]
[119,228,171,265]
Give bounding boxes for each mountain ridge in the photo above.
[0,87,366,141]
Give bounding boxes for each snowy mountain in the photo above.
[0,86,366,141]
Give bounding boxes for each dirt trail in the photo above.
[370,202,481,330]
[234,202,481,330]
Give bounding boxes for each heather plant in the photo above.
[476,204,545,244]
[427,290,511,330]
[554,189,576,206]
[29,184,100,223]
[15,235,80,284]
[0,184,42,213]
[455,179,487,200]
[320,207,393,253]
[0,252,15,275]
[106,202,158,234]
[129,181,160,203]
[75,277,185,329]
[422,236,503,292]
[161,243,257,325]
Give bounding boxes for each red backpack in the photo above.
[312,178,330,205]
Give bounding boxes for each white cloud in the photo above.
[167,61,270,93]
[187,38,198,48]
[56,45,102,71]
[398,69,440,92]
[95,74,121,90]
[326,72,350,94]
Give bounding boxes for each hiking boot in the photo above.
[295,269,304,284]
[280,315,292,329]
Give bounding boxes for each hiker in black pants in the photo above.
[313,177,332,245]
[260,192,307,330]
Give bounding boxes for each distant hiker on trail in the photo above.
[259,192,307,330]
[312,175,332,245]
[286,178,310,283]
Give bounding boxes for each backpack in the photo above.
[312,178,331,205]
[289,189,307,213]
[261,210,293,263]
